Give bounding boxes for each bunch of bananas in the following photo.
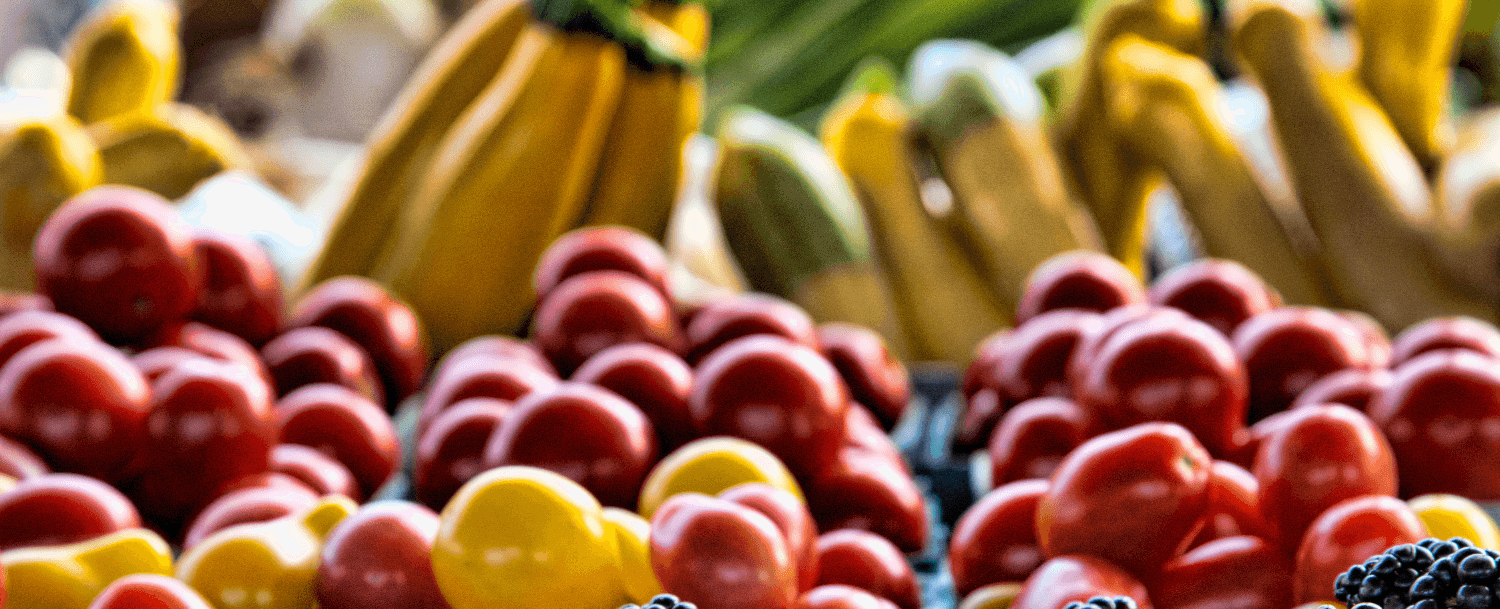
[0,0,252,291]
[714,0,1500,363]
[300,0,706,354]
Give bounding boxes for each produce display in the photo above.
[2,0,1500,607]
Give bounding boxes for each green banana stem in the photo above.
[530,0,698,71]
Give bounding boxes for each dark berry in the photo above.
[1462,554,1499,583]
[1458,584,1494,609]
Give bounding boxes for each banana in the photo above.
[64,0,181,125]
[376,22,626,354]
[579,1,705,240]
[1353,0,1468,170]
[296,0,532,293]
[820,60,1010,363]
[714,106,910,359]
[1231,0,1496,329]
[88,102,252,199]
[0,114,103,290]
[1054,0,1204,275]
[907,39,1104,307]
[1100,33,1332,306]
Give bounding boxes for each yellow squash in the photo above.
[64,0,181,124]
[1232,0,1496,330]
[377,23,626,353]
[1054,0,1205,275]
[604,506,663,603]
[176,496,355,609]
[1,528,173,609]
[637,437,803,519]
[820,64,1011,363]
[908,39,1104,305]
[1100,34,1331,305]
[88,102,252,199]
[1353,0,1469,169]
[580,2,704,241]
[297,0,532,292]
[0,113,103,291]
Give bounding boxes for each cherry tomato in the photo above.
[1368,349,1500,499]
[276,383,399,499]
[1146,259,1278,337]
[32,186,200,345]
[268,443,358,499]
[261,326,384,403]
[999,310,1102,403]
[531,270,683,375]
[1288,368,1392,414]
[1036,422,1212,577]
[1390,316,1500,366]
[650,492,799,609]
[1291,495,1426,606]
[413,398,509,511]
[685,294,818,363]
[988,397,1091,486]
[950,479,1049,596]
[1149,535,1291,609]
[1015,251,1145,325]
[533,226,670,302]
[720,483,819,592]
[1011,555,1153,609]
[189,229,282,347]
[289,276,427,410]
[812,529,920,609]
[1253,404,1396,553]
[573,342,695,454]
[1232,308,1374,423]
[0,310,98,371]
[817,323,910,430]
[317,501,451,609]
[0,472,140,551]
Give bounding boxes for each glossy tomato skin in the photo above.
[33,186,200,345]
[690,335,848,478]
[720,483,820,593]
[262,326,384,403]
[812,528,920,609]
[956,330,1011,452]
[417,353,554,436]
[413,398,509,511]
[650,493,799,609]
[573,342,695,453]
[1147,259,1278,337]
[817,323,910,431]
[1253,404,1397,554]
[1036,422,1212,578]
[0,472,140,551]
[1390,316,1500,366]
[1148,535,1291,609]
[181,482,318,552]
[483,383,657,510]
[1015,251,1146,325]
[317,501,452,609]
[1369,349,1500,499]
[1288,368,1392,414]
[1291,495,1427,606]
[1011,555,1153,609]
[276,383,399,500]
[1075,314,1248,457]
[685,294,818,363]
[805,442,929,554]
[949,479,1049,596]
[987,398,1091,486]
[0,435,47,480]
[0,310,98,371]
[290,276,427,411]
[88,574,214,609]
[997,310,1102,404]
[268,443,358,499]
[533,226,670,302]
[1232,308,1374,423]
[531,270,683,376]
[1184,461,1273,549]
[190,229,282,347]
[0,336,150,483]
[796,585,900,609]
[127,357,277,533]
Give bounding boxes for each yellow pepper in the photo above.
[605,507,663,604]
[638,436,803,519]
[431,466,624,609]
[957,582,1024,609]
[1409,494,1500,550]
[0,528,172,609]
[176,495,356,609]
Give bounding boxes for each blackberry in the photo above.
[621,594,697,609]
[1408,540,1500,609]
[1335,542,1436,609]
[1062,596,1138,609]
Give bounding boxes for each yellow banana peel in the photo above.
[378,24,626,354]
[297,0,532,293]
[1431,108,1500,300]
[820,74,1011,363]
[1232,0,1496,330]
[0,113,103,291]
[88,102,252,200]
[1101,33,1331,306]
[64,0,181,125]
